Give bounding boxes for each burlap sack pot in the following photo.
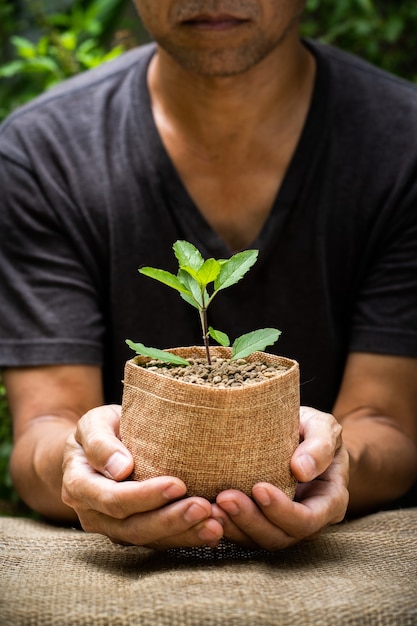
[120,346,300,501]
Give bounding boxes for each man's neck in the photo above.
[145,31,316,251]
[147,33,316,159]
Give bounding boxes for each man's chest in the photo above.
[163,138,298,251]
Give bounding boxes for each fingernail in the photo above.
[254,487,271,507]
[219,500,239,516]
[298,454,316,479]
[105,452,130,479]
[163,483,186,501]
[184,503,207,524]
[198,526,221,542]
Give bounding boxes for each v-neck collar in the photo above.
[134,40,330,259]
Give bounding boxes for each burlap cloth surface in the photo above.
[1,509,416,626]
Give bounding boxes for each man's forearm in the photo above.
[10,416,79,522]
[341,412,417,514]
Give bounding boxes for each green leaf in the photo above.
[231,328,281,361]
[173,240,204,271]
[101,45,125,63]
[208,327,230,347]
[197,258,221,286]
[126,340,190,365]
[59,31,77,51]
[11,57,61,77]
[37,36,49,57]
[214,250,259,292]
[178,269,204,308]
[11,36,36,59]
[139,267,192,298]
[76,38,98,56]
[180,292,201,309]
[178,257,220,294]
[0,61,25,78]
[177,264,200,283]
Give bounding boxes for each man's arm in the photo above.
[4,365,104,521]
[333,352,417,513]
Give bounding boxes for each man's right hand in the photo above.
[61,404,224,549]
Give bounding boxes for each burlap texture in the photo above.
[120,347,300,501]
[0,509,416,625]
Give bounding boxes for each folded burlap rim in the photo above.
[120,347,300,501]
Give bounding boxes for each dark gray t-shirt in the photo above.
[1,41,417,411]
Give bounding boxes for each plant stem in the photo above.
[199,308,211,365]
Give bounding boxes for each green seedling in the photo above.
[126,240,281,366]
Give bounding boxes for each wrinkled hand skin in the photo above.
[214,406,349,550]
[61,405,224,550]
[62,405,348,551]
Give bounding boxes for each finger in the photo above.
[211,502,257,548]
[62,441,188,518]
[216,490,297,551]
[291,406,343,482]
[218,471,349,552]
[74,405,133,480]
[147,517,224,550]
[82,497,223,548]
[253,451,349,536]
[294,444,350,524]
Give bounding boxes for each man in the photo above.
[0,1,416,551]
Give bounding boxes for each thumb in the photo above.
[74,404,133,480]
[291,406,343,482]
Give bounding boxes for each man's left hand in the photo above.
[214,406,349,550]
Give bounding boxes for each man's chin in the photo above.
[156,40,275,78]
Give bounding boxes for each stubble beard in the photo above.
[157,35,276,77]
[154,2,304,78]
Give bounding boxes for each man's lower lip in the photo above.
[183,18,248,31]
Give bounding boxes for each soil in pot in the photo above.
[143,355,289,388]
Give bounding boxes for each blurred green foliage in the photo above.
[0,378,16,510]
[0,0,137,122]
[302,0,417,82]
[1,0,417,510]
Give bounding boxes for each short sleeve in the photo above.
[349,190,417,357]
[0,123,106,368]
